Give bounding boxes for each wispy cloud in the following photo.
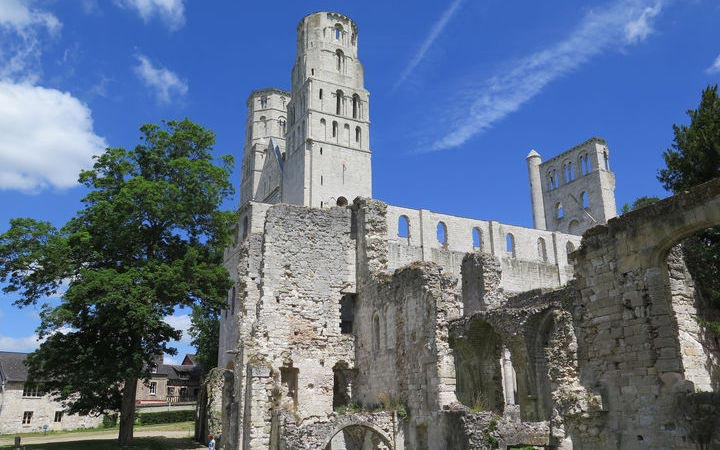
[0,333,42,352]
[114,0,185,31]
[707,54,720,74]
[133,54,188,104]
[428,0,666,151]
[0,0,62,82]
[164,313,192,345]
[393,0,464,90]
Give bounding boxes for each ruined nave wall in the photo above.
[385,205,579,293]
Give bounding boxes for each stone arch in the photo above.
[519,310,558,422]
[568,219,580,235]
[537,237,548,262]
[452,320,504,414]
[472,227,482,250]
[322,420,394,450]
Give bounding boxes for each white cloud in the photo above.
[115,0,185,30]
[0,333,42,352]
[393,0,465,90]
[133,55,188,104]
[0,81,107,192]
[429,0,666,151]
[164,313,192,345]
[0,0,61,33]
[707,54,720,74]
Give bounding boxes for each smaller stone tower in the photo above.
[239,88,290,207]
[529,137,617,235]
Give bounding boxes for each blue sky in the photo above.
[0,0,719,362]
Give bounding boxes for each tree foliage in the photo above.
[0,119,235,444]
[189,302,221,370]
[658,85,720,192]
[657,85,720,332]
[620,196,661,214]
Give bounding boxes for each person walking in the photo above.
[208,433,216,450]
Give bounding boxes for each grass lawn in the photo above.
[0,437,204,450]
[0,421,194,439]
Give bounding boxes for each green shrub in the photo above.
[102,413,118,428]
[136,410,195,425]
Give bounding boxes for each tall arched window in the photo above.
[566,241,575,255]
[319,89,323,100]
[398,215,410,240]
[279,117,286,136]
[336,90,343,115]
[568,220,580,234]
[320,118,326,140]
[506,233,516,257]
[332,121,338,138]
[335,24,343,41]
[336,49,344,72]
[352,94,360,119]
[555,203,564,219]
[580,153,591,175]
[603,151,610,170]
[373,314,381,351]
[567,162,574,181]
[437,222,448,246]
[355,126,361,145]
[552,170,558,189]
[537,237,547,262]
[581,192,589,208]
[259,116,267,135]
[472,227,482,249]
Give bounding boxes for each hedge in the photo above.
[136,410,195,425]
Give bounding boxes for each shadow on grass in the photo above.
[1,437,204,450]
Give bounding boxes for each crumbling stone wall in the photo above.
[570,178,720,449]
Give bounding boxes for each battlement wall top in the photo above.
[539,137,607,167]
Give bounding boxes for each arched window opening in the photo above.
[566,241,575,255]
[537,237,547,262]
[580,153,591,175]
[242,216,249,240]
[352,94,360,119]
[320,118,326,140]
[260,96,268,108]
[334,23,343,40]
[320,147,323,155]
[555,203,564,219]
[398,215,410,241]
[336,90,343,115]
[279,117,286,136]
[332,121,338,138]
[552,170,558,189]
[581,192,589,209]
[373,315,381,351]
[506,233,515,256]
[319,89,323,100]
[472,227,482,249]
[311,68,314,76]
[320,175,323,186]
[259,116,267,135]
[568,220,580,235]
[604,151,610,170]
[336,196,348,207]
[336,49,344,72]
[547,173,553,190]
[344,123,350,144]
[436,222,448,246]
[333,361,355,409]
[567,162,574,181]
[355,127,361,144]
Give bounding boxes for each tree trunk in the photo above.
[118,377,138,446]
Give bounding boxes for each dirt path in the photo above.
[0,429,203,447]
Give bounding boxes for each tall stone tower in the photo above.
[239,88,290,206]
[282,12,372,207]
[527,137,617,235]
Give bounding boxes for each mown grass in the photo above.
[0,437,203,450]
[0,421,194,439]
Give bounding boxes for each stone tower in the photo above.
[527,137,617,235]
[239,88,290,206]
[282,12,372,207]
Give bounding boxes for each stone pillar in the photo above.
[501,347,517,406]
[527,149,546,230]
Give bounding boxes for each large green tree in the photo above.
[658,85,720,331]
[0,119,235,445]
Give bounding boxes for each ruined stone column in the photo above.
[526,149,546,230]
